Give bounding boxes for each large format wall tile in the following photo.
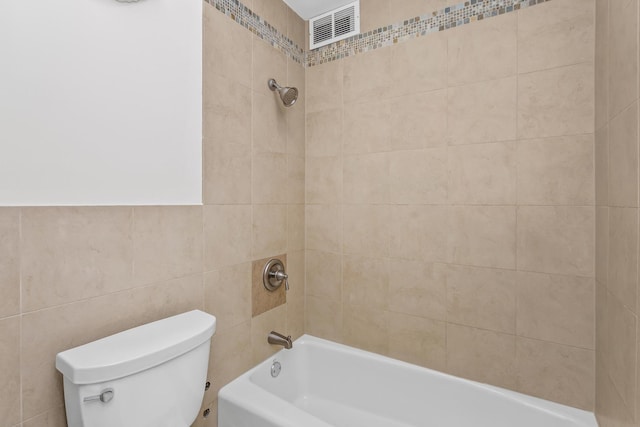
[607,207,638,312]
[286,62,306,158]
[343,100,391,154]
[595,127,609,206]
[446,265,517,334]
[447,77,517,145]
[518,63,594,139]
[447,206,517,269]
[448,13,517,86]
[307,60,343,113]
[390,90,448,149]
[252,205,287,259]
[604,292,637,410]
[388,312,446,371]
[306,251,342,301]
[343,48,393,104]
[204,205,252,270]
[517,0,594,74]
[389,205,448,263]
[343,305,389,355]
[252,0,288,37]
[287,156,306,205]
[22,405,67,427]
[252,32,287,95]
[388,260,446,321]
[306,156,342,204]
[203,74,252,204]
[250,305,287,364]
[389,32,448,97]
[516,337,595,410]
[287,204,305,251]
[343,255,389,310]
[306,295,343,342]
[608,102,639,208]
[132,206,202,286]
[21,207,133,312]
[517,206,594,277]
[0,316,20,427]
[596,206,609,287]
[207,321,252,397]
[204,263,252,333]
[448,141,517,205]
[390,148,447,204]
[594,0,609,131]
[343,153,390,204]
[307,109,343,157]
[517,135,595,206]
[446,324,516,390]
[608,0,638,119]
[0,209,19,319]
[343,205,390,258]
[253,153,288,204]
[306,205,342,252]
[253,91,287,154]
[517,272,595,349]
[203,5,251,88]
[595,0,640,421]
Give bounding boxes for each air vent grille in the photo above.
[313,15,333,46]
[309,1,360,50]
[334,6,356,36]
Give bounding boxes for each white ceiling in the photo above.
[283,0,355,20]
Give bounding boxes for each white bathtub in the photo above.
[218,335,597,427]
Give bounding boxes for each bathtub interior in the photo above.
[219,335,597,427]
[238,336,596,427]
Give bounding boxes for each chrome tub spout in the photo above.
[267,331,292,349]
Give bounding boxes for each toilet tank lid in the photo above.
[55,310,216,385]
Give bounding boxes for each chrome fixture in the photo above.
[268,331,293,349]
[83,388,114,404]
[268,78,298,107]
[271,360,282,378]
[263,258,289,291]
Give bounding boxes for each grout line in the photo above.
[514,3,520,341]
[18,208,23,425]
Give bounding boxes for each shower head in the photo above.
[268,79,298,107]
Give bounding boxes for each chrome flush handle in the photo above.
[83,388,114,404]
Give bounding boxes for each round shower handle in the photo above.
[263,258,289,292]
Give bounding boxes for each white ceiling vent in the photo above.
[309,1,360,50]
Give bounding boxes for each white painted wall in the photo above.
[0,0,202,206]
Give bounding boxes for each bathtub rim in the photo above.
[218,334,597,427]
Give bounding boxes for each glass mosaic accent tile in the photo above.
[205,0,306,65]
[206,0,551,68]
[306,0,551,66]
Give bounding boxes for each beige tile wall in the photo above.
[305,0,596,411]
[0,3,305,427]
[0,0,610,425]
[595,0,640,425]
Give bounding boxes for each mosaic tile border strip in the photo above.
[205,0,550,68]
[306,0,551,67]
[205,0,305,65]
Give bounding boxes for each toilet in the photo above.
[56,310,216,427]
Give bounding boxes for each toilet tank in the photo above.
[56,310,216,427]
